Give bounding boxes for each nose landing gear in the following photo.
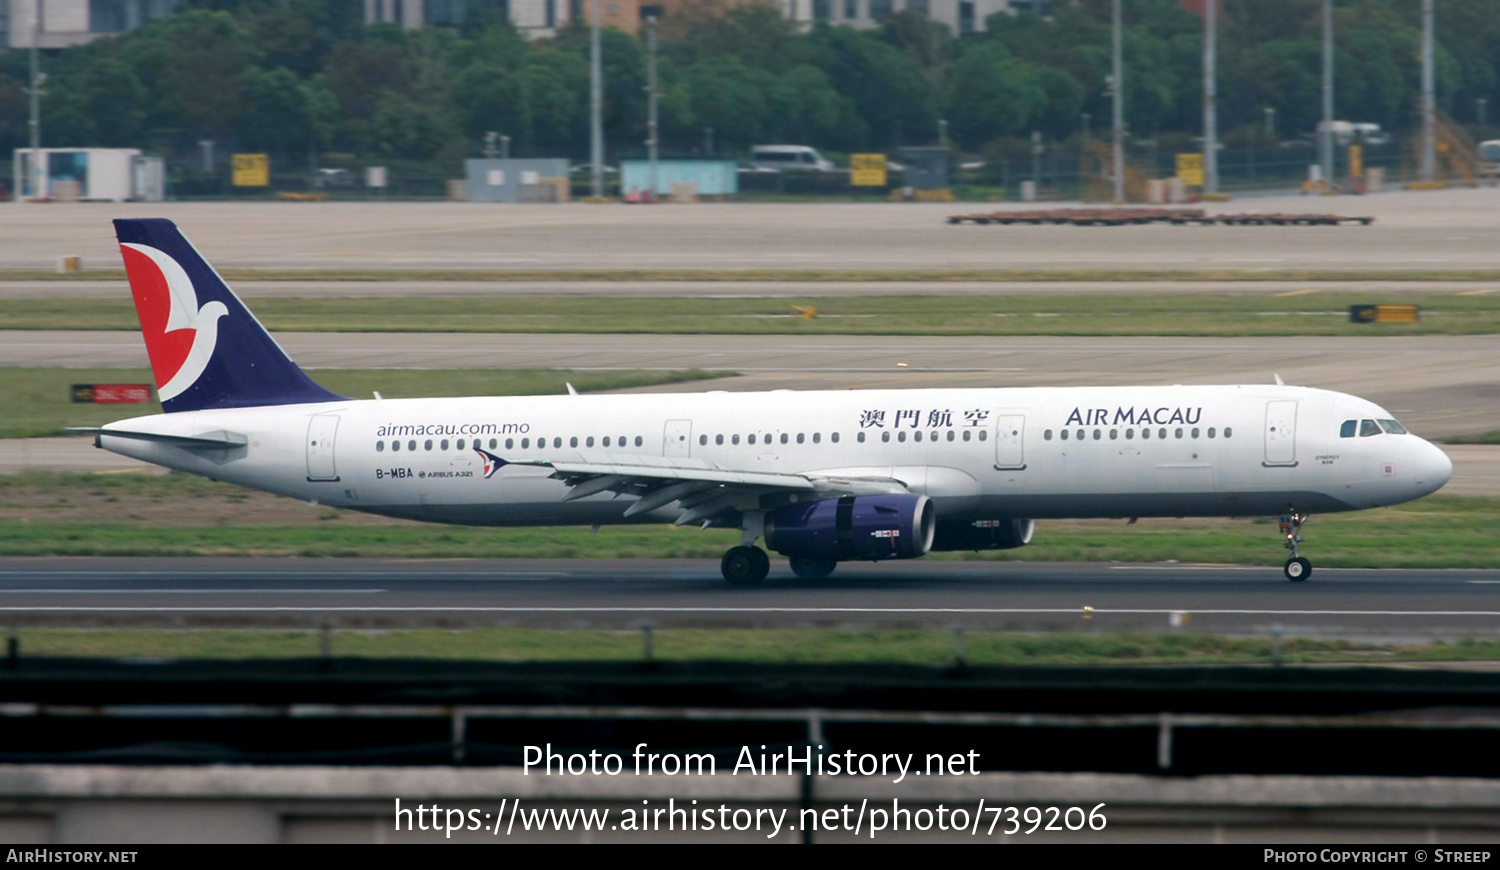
[1279,511,1311,581]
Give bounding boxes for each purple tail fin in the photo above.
[114,218,344,413]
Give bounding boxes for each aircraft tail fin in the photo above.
[113,218,345,413]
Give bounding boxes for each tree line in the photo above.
[0,0,1495,169]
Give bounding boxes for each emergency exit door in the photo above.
[306,414,340,481]
[994,414,1026,470]
[663,419,692,458]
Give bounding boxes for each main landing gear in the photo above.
[1279,511,1312,582]
[721,545,770,585]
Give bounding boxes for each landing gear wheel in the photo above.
[1277,511,1312,582]
[721,546,770,586]
[788,557,837,580]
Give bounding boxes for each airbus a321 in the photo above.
[80,219,1453,584]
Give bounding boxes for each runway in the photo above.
[4,189,1500,272]
[1,558,1497,636]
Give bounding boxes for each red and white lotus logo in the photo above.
[120,243,227,401]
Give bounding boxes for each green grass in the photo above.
[1,471,1497,567]
[11,627,1500,666]
[0,366,731,439]
[5,294,1499,336]
[1444,430,1500,445]
[16,267,1500,283]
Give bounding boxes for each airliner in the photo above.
[80,219,1453,585]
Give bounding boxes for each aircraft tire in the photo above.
[1284,557,1312,582]
[788,557,837,580]
[722,546,769,585]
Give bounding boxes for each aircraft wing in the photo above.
[499,453,909,525]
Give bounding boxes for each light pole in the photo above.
[1202,0,1218,194]
[27,9,43,201]
[1264,106,1275,139]
[645,16,659,199]
[589,0,603,199]
[1420,0,1435,183]
[1320,0,1334,187]
[1111,0,1124,203]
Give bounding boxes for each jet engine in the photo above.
[764,494,935,561]
[930,518,1035,551]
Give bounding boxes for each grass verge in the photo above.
[0,367,731,438]
[1444,430,1500,445]
[1,472,1496,568]
[11,628,1500,665]
[5,294,1500,336]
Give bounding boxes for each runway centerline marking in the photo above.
[0,589,386,595]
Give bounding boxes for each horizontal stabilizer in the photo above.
[70,427,248,450]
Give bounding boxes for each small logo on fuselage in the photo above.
[475,448,506,479]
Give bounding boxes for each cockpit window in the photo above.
[1359,419,1382,437]
[1340,420,1357,438]
[1377,419,1408,435]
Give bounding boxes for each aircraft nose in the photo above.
[1413,440,1454,495]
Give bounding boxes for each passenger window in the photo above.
[1077,429,1085,441]
[1378,419,1407,435]
[715,434,723,445]
[797,433,805,444]
[1126,429,1134,440]
[698,435,706,446]
[946,431,954,442]
[781,433,789,444]
[587,436,595,447]
[1060,430,1069,441]
[963,430,971,442]
[858,432,866,443]
[1191,428,1199,439]
[392,441,401,451]
[620,435,627,447]
[440,439,449,450]
[813,433,821,444]
[1110,429,1118,440]
[978,430,987,441]
[1340,420,1357,438]
[732,435,740,445]
[555,437,563,449]
[1094,429,1102,440]
[522,438,530,448]
[898,431,906,442]
[408,440,417,451]
[831,432,840,443]
[1223,427,1232,438]
[1159,428,1167,440]
[376,441,385,452]
[1141,428,1150,440]
[1174,428,1182,439]
[569,437,577,448]
[491,439,498,449]
[505,438,513,449]
[748,434,757,445]
[424,440,433,451]
[1044,430,1053,441]
[914,431,923,442]
[1207,428,1216,438]
[457,439,465,450]
[882,431,891,442]
[634,436,643,447]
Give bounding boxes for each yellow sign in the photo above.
[850,153,888,187]
[1176,153,1205,187]
[232,153,270,187]
[1348,144,1363,178]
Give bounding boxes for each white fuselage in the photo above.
[97,384,1452,527]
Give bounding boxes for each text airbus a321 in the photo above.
[80,219,1453,584]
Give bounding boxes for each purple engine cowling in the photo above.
[763,494,936,561]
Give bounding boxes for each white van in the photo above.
[749,145,837,173]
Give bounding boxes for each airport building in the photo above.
[363,0,1020,40]
[4,0,177,49]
